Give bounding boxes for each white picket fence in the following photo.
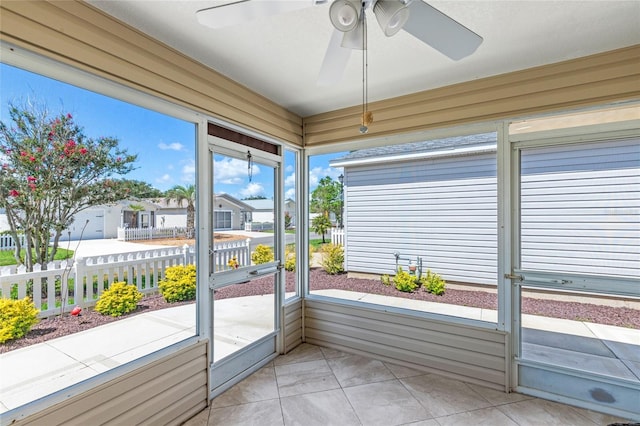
[331,228,345,245]
[0,239,251,318]
[0,234,26,251]
[117,226,190,241]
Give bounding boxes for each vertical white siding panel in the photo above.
[520,138,640,278]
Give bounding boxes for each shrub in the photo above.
[393,267,418,292]
[252,244,274,265]
[284,249,296,271]
[321,243,344,275]
[159,264,197,302]
[0,297,39,343]
[380,274,391,286]
[421,269,446,295]
[95,282,143,317]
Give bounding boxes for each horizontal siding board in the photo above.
[284,300,303,353]
[17,341,208,426]
[304,300,507,388]
[305,318,505,371]
[305,309,504,357]
[345,151,497,284]
[520,138,640,279]
[0,2,303,145]
[305,300,504,342]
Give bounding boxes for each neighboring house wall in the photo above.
[343,150,498,285]
[520,137,640,279]
[341,135,640,285]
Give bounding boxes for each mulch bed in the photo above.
[2,268,637,354]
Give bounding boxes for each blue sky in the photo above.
[0,63,345,200]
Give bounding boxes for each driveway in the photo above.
[61,239,174,258]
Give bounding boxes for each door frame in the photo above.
[206,134,285,397]
[509,121,640,419]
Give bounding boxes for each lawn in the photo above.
[0,248,74,267]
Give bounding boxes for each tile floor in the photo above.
[183,343,633,426]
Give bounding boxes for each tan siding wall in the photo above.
[14,341,208,426]
[304,45,640,146]
[305,299,508,391]
[284,299,303,353]
[0,1,303,146]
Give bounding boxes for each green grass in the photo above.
[309,239,327,250]
[0,248,74,266]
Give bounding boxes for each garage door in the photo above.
[58,209,105,241]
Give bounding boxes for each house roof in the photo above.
[330,133,497,168]
[242,199,274,211]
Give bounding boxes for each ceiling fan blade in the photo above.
[403,1,482,60]
[196,0,314,29]
[317,29,352,86]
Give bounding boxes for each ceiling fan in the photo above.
[196,0,483,86]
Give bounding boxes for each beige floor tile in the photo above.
[326,354,396,387]
[384,362,425,379]
[275,359,340,397]
[466,383,534,405]
[401,374,493,417]
[399,420,440,426]
[280,389,360,426]
[319,346,349,359]
[211,366,279,408]
[435,406,519,426]
[343,379,431,425]
[497,398,599,425]
[273,343,325,366]
[578,407,637,425]
[208,399,284,426]
[181,407,209,426]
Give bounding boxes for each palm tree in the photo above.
[165,184,196,238]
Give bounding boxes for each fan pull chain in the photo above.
[247,150,253,182]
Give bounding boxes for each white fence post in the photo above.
[331,228,344,245]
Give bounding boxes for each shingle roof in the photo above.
[331,133,496,165]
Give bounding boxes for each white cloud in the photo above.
[308,165,344,192]
[285,188,296,200]
[214,157,260,184]
[158,142,185,151]
[182,159,196,183]
[156,174,172,184]
[285,164,294,173]
[240,182,265,198]
[284,172,296,188]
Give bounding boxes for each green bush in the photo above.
[321,243,344,275]
[0,297,40,343]
[380,274,391,286]
[159,264,197,302]
[393,267,419,292]
[284,249,296,271]
[421,269,446,295]
[95,282,143,317]
[252,244,274,265]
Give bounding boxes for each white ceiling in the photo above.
[88,0,640,117]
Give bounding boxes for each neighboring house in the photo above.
[331,133,639,285]
[213,194,254,230]
[4,194,255,243]
[242,198,273,223]
[242,198,296,227]
[59,199,159,241]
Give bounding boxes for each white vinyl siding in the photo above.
[346,152,497,285]
[520,137,640,278]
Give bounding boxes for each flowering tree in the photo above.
[0,104,136,270]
